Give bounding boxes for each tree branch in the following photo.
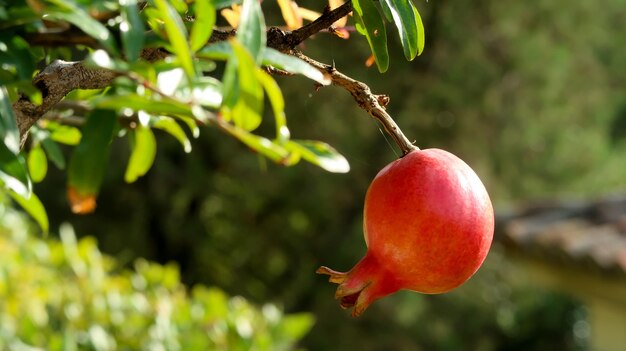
[14,0,413,154]
[293,52,419,156]
[268,1,354,52]
[13,60,117,148]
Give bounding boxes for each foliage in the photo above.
[0,0,426,225]
[0,193,313,350]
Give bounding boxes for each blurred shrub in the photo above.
[0,195,313,351]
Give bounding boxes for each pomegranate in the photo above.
[317,149,494,317]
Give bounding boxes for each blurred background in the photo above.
[4,0,626,349]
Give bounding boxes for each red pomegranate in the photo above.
[317,149,494,317]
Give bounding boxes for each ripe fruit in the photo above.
[317,149,494,317]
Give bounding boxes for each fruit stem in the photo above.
[293,52,419,157]
[373,109,420,157]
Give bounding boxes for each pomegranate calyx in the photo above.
[316,266,347,284]
[316,266,371,314]
[317,254,400,317]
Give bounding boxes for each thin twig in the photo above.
[285,1,354,49]
[294,52,419,156]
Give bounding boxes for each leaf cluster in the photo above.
[0,193,313,350]
[0,0,427,223]
[0,0,415,226]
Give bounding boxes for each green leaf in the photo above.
[353,0,389,72]
[152,117,191,153]
[378,0,394,22]
[9,189,48,233]
[0,34,36,81]
[0,85,20,154]
[67,109,117,213]
[413,3,425,56]
[197,41,233,61]
[120,0,145,63]
[189,78,223,108]
[96,94,196,120]
[220,55,239,109]
[287,140,350,173]
[0,142,31,197]
[44,122,82,146]
[125,126,157,183]
[380,0,420,60]
[261,49,330,85]
[221,122,289,162]
[256,70,289,143]
[0,6,40,29]
[190,0,215,52]
[237,0,266,62]
[154,0,195,78]
[222,40,263,131]
[179,115,200,138]
[169,0,189,14]
[45,8,118,55]
[41,137,66,169]
[214,0,242,9]
[27,144,47,183]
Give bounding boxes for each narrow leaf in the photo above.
[380,0,419,60]
[214,0,242,10]
[197,41,232,61]
[190,0,216,52]
[222,40,263,131]
[96,94,196,119]
[378,0,393,22]
[413,3,425,56]
[0,86,20,154]
[67,109,117,214]
[9,190,48,233]
[43,122,82,145]
[125,126,157,183]
[154,0,195,78]
[27,144,47,183]
[0,34,36,81]
[189,78,223,108]
[287,140,350,173]
[221,122,290,162]
[0,142,31,197]
[45,10,118,55]
[262,48,330,85]
[236,0,266,62]
[353,0,389,72]
[41,136,66,169]
[120,0,145,62]
[152,117,191,153]
[256,70,289,143]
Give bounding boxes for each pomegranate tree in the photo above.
[318,149,494,317]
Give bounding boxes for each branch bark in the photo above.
[13,60,117,147]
